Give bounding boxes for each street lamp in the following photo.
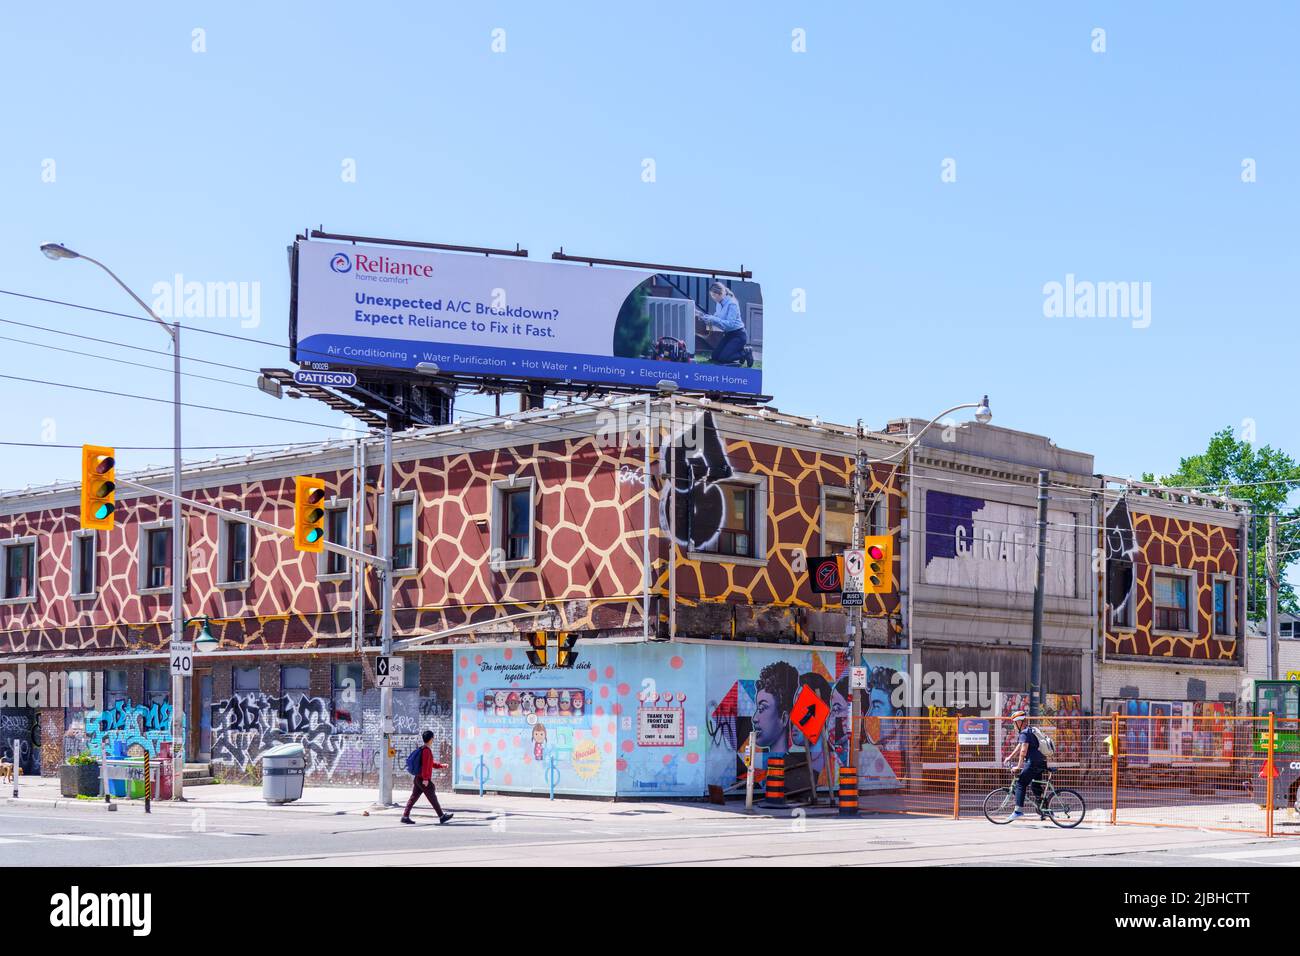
[187,616,220,653]
[42,241,187,801]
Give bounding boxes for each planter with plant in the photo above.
[60,751,100,798]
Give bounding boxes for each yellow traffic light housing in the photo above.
[555,632,580,669]
[526,630,548,668]
[293,476,327,553]
[80,445,116,531]
[863,534,894,594]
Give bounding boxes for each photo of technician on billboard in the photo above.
[291,239,763,395]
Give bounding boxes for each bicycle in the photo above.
[982,768,1087,828]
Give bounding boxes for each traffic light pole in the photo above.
[378,424,395,808]
[847,423,868,774]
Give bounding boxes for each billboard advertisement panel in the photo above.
[291,239,764,395]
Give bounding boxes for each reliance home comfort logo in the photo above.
[329,250,432,281]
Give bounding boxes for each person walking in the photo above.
[401,730,454,825]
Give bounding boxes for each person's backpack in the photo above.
[1030,726,1057,760]
[404,746,424,776]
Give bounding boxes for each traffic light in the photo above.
[555,632,580,669]
[526,631,548,668]
[293,476,327,552]
[862,534,894,594]
[80,444,116,531]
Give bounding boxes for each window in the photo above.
[700,484,757,558]
[1,537,37,602]
[332,663,362,727]
[1282,621,1298,640]
[1212,578,1235,637]
[104,669,128,709]
[1111,587,1135,629]
[280,665,309,693]
[822,489,880,553]
[503,488,530,561]
[323,505,350,577]
[233,666,260,692]
[1154,572,1191,632]
[490,478,537,569]
[219,516,250,585]
[72,531,97,597]
[144,526,171,591]
[392,498,415,572]
[145,667,169,709]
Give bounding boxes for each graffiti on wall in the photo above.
[211,689,454,782]
[211,693,344,775]
[1105,499,1138,627]
[659,412,733,551]
[83,700,174,759]
[0,710,39,773]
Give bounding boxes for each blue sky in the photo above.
[1,1,1296,504]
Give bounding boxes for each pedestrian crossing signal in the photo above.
[862,534,893,594]
[294,476,327,553]
[80,444,116,531]
[526,631,548,668]
[555,632,580,669]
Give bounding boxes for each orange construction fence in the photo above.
[832,713,1300,837]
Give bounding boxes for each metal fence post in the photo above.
[10,739,17,799]
[952,718,960,820]
[1110,712,1119,826]
[1266,712,1276,838]
[744,731,756,813]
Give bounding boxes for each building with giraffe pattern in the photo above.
[0,395,1253,795]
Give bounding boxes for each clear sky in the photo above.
[1,1,1295,505]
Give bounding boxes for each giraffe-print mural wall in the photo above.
[1105,504,1241,662]
[0,422,899,654]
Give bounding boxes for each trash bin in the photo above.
[109,741,127,797]
[260,743,306,804]
[125,759,146,799]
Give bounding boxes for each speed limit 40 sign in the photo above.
[170,642,194,676]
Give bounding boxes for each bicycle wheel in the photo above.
[1044,788,1086,828]
[982,787,1018,824]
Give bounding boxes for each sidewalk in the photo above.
[2,773,823,822]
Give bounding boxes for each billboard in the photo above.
[291,239,764,395]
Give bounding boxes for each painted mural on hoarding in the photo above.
[855,654,908,790]
[924,490,1078,597]
[293,239,763,395]
[704,647,861,794]
[995,692,1083,763]
[1100,698,1235,765]
[453,643,706,797]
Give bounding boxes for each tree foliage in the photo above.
[1142,427,1300,618]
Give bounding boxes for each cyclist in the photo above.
[1002,709,1048,819]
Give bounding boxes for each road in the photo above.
[2,799,1299,866]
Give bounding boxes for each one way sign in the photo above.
[375,655,404,688]
[790,683,830,742]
